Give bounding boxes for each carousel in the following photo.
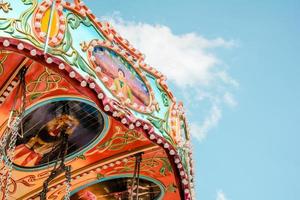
[0,0,194,199]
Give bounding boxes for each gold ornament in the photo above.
[0,1,12,13]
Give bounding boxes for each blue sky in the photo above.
[84,0,300,199]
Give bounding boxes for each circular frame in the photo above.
[86,41,156,114]
[69,174,165,200]
[12,96,110,172]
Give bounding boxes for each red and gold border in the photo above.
[82,39,158,114]
[59,0,176,102]
[32,0,66,47]
[0,38,193,199]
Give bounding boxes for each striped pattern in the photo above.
[32,0,66,47]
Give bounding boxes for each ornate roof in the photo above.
[0,0,194,199]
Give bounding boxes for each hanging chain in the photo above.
[130,152,143,200]
[0,130,9,171]
[136,155,141,200]
[2,118,20,199]
[0,122,10,198]
[40,132,71,200]
[40,104,72,200]
[64,165,71,200]
[0,67,27,199]
[0,118,20,199]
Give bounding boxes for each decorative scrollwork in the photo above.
[0,1,12,13]
[85,126,147,157]
[0,51,8,75]
[103,151,173,177]
[26,67,68,101]
[0,169,50,198]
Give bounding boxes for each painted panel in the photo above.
[70,177,162,200]
[91,46,150,107]
[13,99,105,168]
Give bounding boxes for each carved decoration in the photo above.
[0,1,12,13]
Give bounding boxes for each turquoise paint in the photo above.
[67,12,105,61]
[0,0,30,19]
[147,73,170,119]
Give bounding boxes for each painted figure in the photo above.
[92,46,150,106]
[14,114,79,167]
[113,68,133,102]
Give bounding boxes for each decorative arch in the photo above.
[0,37,192,199]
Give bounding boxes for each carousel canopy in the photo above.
[0,0,194,199]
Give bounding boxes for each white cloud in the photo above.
[190,105,222,141]
[217,71,239,88]
[223,92,238,108]
[106,18,235,88]
[216,190,229,200]
[105,16,237,142]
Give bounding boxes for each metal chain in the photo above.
[64,166,71,200]
[0,130,9,168]
[0,130,9,192]
[130,153,143,200]
[0,67,27,199]
[0,117,20,200]
[40,125,72,200]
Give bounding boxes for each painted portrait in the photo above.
[70,177,161,200]
[13,100,105,168]
[92,46,150,107]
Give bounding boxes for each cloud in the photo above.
[216,190,229,200]
[190,105,222,141]
[223,92,238,108]
[106,18,235,88]
[105,16,237,142]
[217,71,239,88]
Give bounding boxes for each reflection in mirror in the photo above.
[13,100,104,168]
[70,177,162,200]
